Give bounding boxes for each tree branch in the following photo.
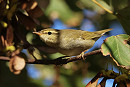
[0,49,101,65]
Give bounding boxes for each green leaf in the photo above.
[101,34,130,66]
[111,0,128,11]
[102,0,128,11]
[45,0,82,26]
[80,0,112,12]
[116,6,130,35]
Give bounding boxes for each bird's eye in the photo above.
[48,32,52,35]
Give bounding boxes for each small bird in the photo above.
[33,28,112,58]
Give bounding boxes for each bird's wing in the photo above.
[81,32,102,40]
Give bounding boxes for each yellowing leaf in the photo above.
[4,45,15,52]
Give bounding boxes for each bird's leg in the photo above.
[78,50,88,60]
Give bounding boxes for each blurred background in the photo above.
[0,0,129,87]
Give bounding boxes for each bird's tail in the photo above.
[95,28,112,35]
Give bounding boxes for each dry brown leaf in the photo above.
[20,0,37,11]
[13,57,25,71]
[6,24,14,46]
[97,78,107,87]
[85,72,102,87]
[11,49,21,57]
[0,35,5,49]
[9,55,26,74]
[36,0,50,10]
[0,0,6,17]
[16,11,36,30]
[86,78,99,87]
[13,70,21,75]
[28,6,43,18]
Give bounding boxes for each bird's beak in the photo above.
[33,32,42,36]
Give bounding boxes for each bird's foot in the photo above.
[78,50,88,60]
[77,52,85,60]
[81,52,85,60]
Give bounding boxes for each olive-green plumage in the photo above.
[33,28,112,56]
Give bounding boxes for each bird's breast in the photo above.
[58,47,86,56]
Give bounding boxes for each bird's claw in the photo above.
[78,52,85,60]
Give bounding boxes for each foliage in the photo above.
[101,34,130,66]
[0,0,130,87]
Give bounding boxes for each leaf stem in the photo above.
[92,0,113,14]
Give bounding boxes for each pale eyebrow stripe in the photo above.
[44,31,58,33]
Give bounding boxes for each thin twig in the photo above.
[92,0,113,14]
[0,49,101,65]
